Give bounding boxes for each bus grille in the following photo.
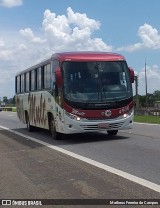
[80,122,124,131]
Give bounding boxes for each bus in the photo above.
[15,51,134,139]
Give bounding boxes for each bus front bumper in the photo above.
[64,112,134,134]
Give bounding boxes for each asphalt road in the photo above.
[0,111,160,207]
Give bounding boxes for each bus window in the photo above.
[25,72,30,92]
[52,60,59,84]
[44,64,51,89]
[31,69,36,91]
[37,67,42,90]
[16,76,21,93]
[20,74,25,93]
[52,60,59,72]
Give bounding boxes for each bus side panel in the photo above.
[16,94,26,124]
[16,91,58,130]
[54,103,66,134]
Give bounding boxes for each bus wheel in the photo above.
[49,115,61,140]
[26,112,34,132]
[107,130,118,135]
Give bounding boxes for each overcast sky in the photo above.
[0,0,160,98]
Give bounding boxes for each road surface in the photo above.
[0,111,160,207]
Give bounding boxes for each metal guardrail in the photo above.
[0,107,16,111]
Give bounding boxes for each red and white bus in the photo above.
[15,52,134,139]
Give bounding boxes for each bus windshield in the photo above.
[62,61,133,104]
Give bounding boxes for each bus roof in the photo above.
[16,51,126,76]
[52,51,126,62]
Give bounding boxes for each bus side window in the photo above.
[37,67,42,90]
[52,60,59,72]
[44,64,51,89]
[25,72,30,92]
[52,60,59,88]
[16,76,21,94]
[41,66,44,89]
[31,69,36,91]
[52,59,60,97]
[20,74,25,93]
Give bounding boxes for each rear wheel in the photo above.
[49,114,62,140]
[107,130,118,135]
[26,112,34,132]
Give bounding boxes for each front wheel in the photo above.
[107,130,118,136]
[49,115,62,140]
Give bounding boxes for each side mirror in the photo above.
[55,67,63,87]
[129,67,134,83]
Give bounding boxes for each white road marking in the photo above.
[134,122,160,126]
[0,125,160,193]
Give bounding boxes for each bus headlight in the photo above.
[123,114,127,118]
[65,111,81,121]
[122,109,133,118]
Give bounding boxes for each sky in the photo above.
[0,0,160,99]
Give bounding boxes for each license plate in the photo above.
[98,123,109,129]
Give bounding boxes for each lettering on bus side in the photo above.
[72,108,85,116]
[16,94,48,127]
[16,96,25,122]
[28,93,48,126]
[119,105,129,115]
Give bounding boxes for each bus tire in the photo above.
[49,115,62,140]
[25,112,34,132]
[107,130,118,135]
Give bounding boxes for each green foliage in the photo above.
[12,95,15,105]
[134,115,160,124]
[134,90,160,107]
[12,107,16,112]
[153,90,160,101]
[3,96,8,102]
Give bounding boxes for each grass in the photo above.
[12,107,17,112]
[134,115,160,124]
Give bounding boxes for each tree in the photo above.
[138,95,146,107]
[135,90,160,108]
[153,90,160,101]
[3,96,8,103]
[12,96,15,105]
